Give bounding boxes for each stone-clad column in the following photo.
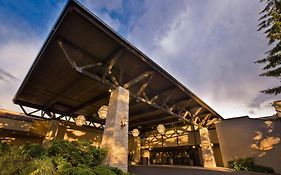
[101,86,129,172]
[42,120,59,147]
[199,127,216,168]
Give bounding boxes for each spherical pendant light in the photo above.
[75,115,86,126]
[98,105,108,119]
[132,128,140,137]
[157,124,165,135]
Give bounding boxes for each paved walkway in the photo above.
[129,165,277,175]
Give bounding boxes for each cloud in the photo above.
[0,39,40,111]
[127,0,281,118]
[84,0,123,12]
[0,68,19,83]
[83,0,122,31]
[0,0,66,111]
[95,12,121,31]
[0,11,42,111]
[0,0,279,119]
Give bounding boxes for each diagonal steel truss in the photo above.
[19,104,104,130]
[56,38,217,129]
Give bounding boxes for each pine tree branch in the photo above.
[261,85,281,95]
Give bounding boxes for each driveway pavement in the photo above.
[129,165,277,175]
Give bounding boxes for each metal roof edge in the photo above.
[69,0,223,119]
[13,0,222,119]
[13,0,74,104]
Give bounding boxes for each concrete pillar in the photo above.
[42,120,59,147]
[101,86,129,172]
[199,127,216,168]
[132,137,141,164]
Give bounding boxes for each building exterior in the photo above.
[216,116,281,174]
[2,108,280,173]
[0,109,223,167]
[1,0,279,174]
[10,0,223,172]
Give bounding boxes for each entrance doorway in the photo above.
[149,146,201,166]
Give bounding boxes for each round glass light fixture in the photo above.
[98,105,108,119]
[132,128,140,137]
[75,115,86,126]
[157,124,165,135]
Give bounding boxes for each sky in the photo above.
[0,0,280,118]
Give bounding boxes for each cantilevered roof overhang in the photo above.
[13,0,222,132]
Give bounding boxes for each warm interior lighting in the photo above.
[132,128,140,137]
[98,105,108,119]
[75,115,86,126]
[157,124,165,135]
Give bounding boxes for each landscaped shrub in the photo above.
[228,157,275,174]
[109,167,126,175]
[0,142,9,154]
[228,157,254,171]
[93,166,116,175]
[0,141,130,175]
[47,140,106,167]
[109,167,131,175]
[48,140,87,166]
[23,143,46,158]
[21,157,55,175]
[56,164,96,175]
[0,144,30,175]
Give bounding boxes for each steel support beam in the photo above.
[57,38,214,127]
[69,92,109,113]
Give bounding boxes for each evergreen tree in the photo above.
[256,0,281,95]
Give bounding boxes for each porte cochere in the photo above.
[12,0,223,172]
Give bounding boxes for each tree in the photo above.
[256,0,281,95]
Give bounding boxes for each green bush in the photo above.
[21,157,55,175]
[109,167,125,175]
[109,167,131,175]
[228,157,275,174]
[93,166,116,175]
[23,143,46,158]
[0,140,109,175]
[0,144,30,175]
[228,157,254,171]
[56,164,96,175]
[0,142,9,154]
[47,140,106,167]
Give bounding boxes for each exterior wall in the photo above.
[216,117,281,174]
[0,118,31,132]
[0,116,103,147]
[56,122,103,147]
[0,131,44,145]
[0,116,46,144]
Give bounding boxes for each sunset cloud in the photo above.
[0,0,280,118]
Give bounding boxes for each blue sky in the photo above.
[0,0,280,118]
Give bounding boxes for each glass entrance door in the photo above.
[149,146,201,166]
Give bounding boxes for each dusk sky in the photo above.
[0,0,280,118]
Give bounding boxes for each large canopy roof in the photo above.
[13,0,222,132]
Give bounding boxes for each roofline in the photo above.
[13,0,73,103]
[222,115,277,121]
[13,0,222,119]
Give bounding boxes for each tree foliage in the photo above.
[257,0,281,95]
[228,157,275,173]
[0,141,130,175]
